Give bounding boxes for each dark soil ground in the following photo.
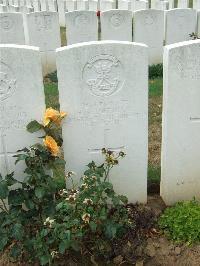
[1,195,200,266]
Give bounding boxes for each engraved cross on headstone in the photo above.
[88,128,125,155]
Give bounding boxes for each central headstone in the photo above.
[0,45,45,179]
[57,41,148,203]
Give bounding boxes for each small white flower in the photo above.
[66,171,76,178]
[82,213,91,223]
[66,194,76,202]
[44,217,55,227]
[82,175,88,181]
[83,198,93,205]
[81,183,88,190]
[91,175,97,181]
[51,250,58,258]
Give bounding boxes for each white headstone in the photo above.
[177,0,189,8]
[32,0,41,11]
[26,11,61,75]
[133,9,164,65]
[198,11,200,38]
[77,0,89,10]
[193,0,200,10]
[56,41,148,203]
[88,0,98,11]
[65,11,98,45]
[134,0,149,11]
[40,0,49,11]
[57,0,67,26]
[161,40,200,205]
[165,9,197,45]
[118,0,131,10]
[0,4,8,11]
[101,10,132,41]
[155,0,169,10]
[100,0,116,11]
[0,12,25,44]
[0,44,45,179]
[168,0,174,9]
[8,4,20,11]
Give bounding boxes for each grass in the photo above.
[44,72,163,189]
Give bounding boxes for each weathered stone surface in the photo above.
[26,11,61,75]
[133,9,164,65]
[161,40,200,205]
[57,41,148,203]
[101,10,132,41]
[0,12,25,45]
[165,9,197,45]
[65,10,98,45]
[0,45,45,179]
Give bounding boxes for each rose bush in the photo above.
[0,108,133,265]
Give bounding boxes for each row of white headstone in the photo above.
[2,0,200,26]
[0,9,198,70]
[1,40,200,206]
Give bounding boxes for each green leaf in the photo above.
[5,172,17,186]
[59,240,70,254]
[0,181,9,199]
[105,223,117,239]
[14,154,27,165]
[0,173,3,181]
[90,221,97,232]
[26,120,42,133]
[40,255,50,265]
[8,189,25,206]
[10,243,22,259]
[0,236,8,251]
[11,223,24,241]
[35,187,46,199]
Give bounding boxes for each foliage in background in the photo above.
[159,200,200,245]
[0,109,132,265]
[46,71,58,83]
[149,64,163,80]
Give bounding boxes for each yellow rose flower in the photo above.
[43,108,67,126]
[44,136,59,156]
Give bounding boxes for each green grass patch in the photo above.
[60,27,67,46]
[148,166,161,183]
[44,83,60,110]
[149,64,163,80]
[159,200,200,244]
[149,78,163,97]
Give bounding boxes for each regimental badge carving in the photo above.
[0,16,14,30]
[0,62,16,101]
[144,15,154,25]
[83,54,125,97]
[74,14,89,27]
[35,15,52,31]
[110,13,124,27]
